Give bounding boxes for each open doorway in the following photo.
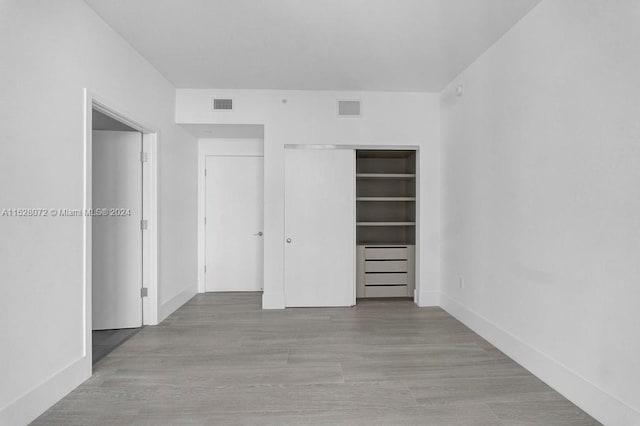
[91,109,143,364]
[84,91,159,368]
[192,125,265,295]
[91,110,142,363]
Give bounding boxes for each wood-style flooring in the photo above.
[34,293,598,425]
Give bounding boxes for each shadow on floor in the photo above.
[92,328,140,364]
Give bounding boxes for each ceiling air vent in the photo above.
[337,100,361,117]
[213,98,233,111]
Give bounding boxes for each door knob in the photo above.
[286,238,292,243]
[254,231,263,236]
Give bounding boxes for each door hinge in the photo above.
[204,169,207,176]
[140,219,148,230]
[204,265,207,273]
[141,287,148,298]
[204,217,207,225]
[140,152,148,163]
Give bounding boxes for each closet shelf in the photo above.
[356,222,416,227]
[356,197,416,202]
[356,173,416,179]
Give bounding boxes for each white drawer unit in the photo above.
[365,260,407,273]
[365,285,410,298]
[365,273,408,286]
[356,245,415,298]
[364,247,408,260]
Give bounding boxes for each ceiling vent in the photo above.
[337,100,361,117]
[213,98,233,111]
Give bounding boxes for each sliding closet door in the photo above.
[284,148,355,307]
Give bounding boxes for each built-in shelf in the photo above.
[356,222,416,227]
[356,197,416,202]
[356,150,417,299]
[356,173,416,179]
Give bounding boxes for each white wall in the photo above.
[440,0,640,424]
[0,1,197,423]
[176,89,440,308]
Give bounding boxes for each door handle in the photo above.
[286,238,292,243]
[254,231,264,236]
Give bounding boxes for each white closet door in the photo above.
[284,148,355,307]
[92,130,143,330]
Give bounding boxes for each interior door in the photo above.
[284,148,355,307]
[92,130,143,330]
[205,155,264,292]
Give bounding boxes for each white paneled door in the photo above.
[92,130,143,330]
[205,156,264,292]
[284,148,355,307]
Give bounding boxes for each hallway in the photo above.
[35,293,596,425]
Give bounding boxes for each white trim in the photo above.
[439,293,640,426]
[284,144,418,151]
[262,292,286,310]
[142,133,159,325]
[159,288,197,323]
[414,146,421,305]
[197,138,264,294]
[416,291,439,307]
[0,357,90,425]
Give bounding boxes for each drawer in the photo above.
[365,260,407,273]
[365,273,407,285]
[365,285,409,298]
[364,247,408,260]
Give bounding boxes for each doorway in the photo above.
[204,155,264,292]
[84,91,159,368]
[91,111,143,363]
[195,132,265,294]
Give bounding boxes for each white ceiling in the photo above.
[85,0,541,92]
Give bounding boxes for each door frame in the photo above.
[197,138,264,293]
[83,89,159,363]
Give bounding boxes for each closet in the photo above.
[283,147,417,307]
[356,150,416,298]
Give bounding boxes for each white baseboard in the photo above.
[158,287,197,323]
[417,290,440,307]
[439,293,640,426]
[262,292,285,309]
[0,356,90,426]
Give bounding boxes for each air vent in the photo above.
[213,98,233,111]
[337,100,361,117]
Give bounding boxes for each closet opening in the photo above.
[356,150,417,301]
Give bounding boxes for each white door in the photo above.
[205,156,264,292]
[284,148,355,307]
[92,130,143,330]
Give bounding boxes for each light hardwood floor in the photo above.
[34,293,599,425]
